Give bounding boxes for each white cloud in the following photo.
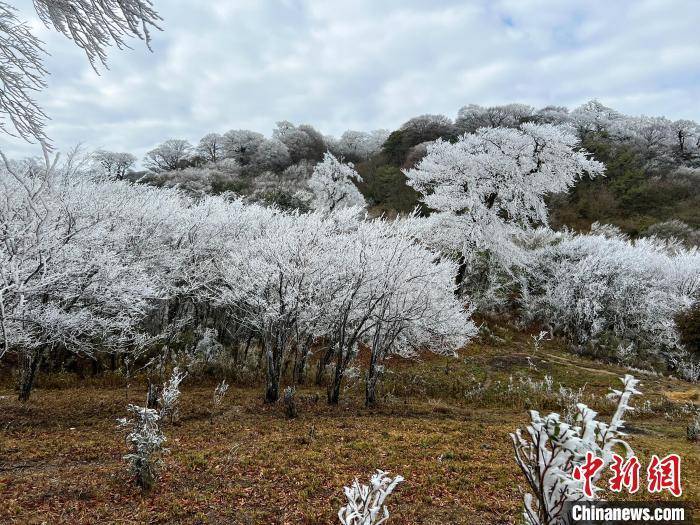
[2,0,699,160]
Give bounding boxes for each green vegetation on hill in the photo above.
[357,127,700,238]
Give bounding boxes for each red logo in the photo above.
[573,451,605,498]
[647,454,682,497]
[609,454,641,494]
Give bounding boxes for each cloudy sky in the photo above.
[3,0,700,160]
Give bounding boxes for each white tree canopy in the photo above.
[404,123,605,261]
[309,152,366,212]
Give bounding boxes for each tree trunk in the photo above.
[327,347,345,405]
[18,349,42,402]
[315,345,334,386]
[365,354,380,407]
[295,348,308,385]
[264,346,281,403]
[455,254,467,295]
[146,381,161,410]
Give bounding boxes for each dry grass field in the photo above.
[1,327,698,524]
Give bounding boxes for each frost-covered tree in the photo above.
[532,106,571,126]
[309,153,366,212]
[0,147,186,400]
[215,211,337,402]
[519,226,700,368]
[339,470,404,525]
[250,139,291,173]
[670,119,700,160]
[511,375,641,525]
[456,103,535,133]
[404,123,605,295]
[196,133,225,163]
[118,403,166,490]
[92,149,136,180]
[222,129,266,167]
[329,130,390,162]
[273,121,326,163]
[615,116,674,161]
[571,100,622,136]
[144,139,192,172]
[361,217,476,406]
[0,0,160,143]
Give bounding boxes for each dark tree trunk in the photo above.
[365,354,380,407]
[241,332,253,363]
[146,382,161,410]
[264,347,281,403]
[295,346,309,385]
[327,348,345,405]
[18,349,42,402]
[315,345,334,386]
[455,255,467,295]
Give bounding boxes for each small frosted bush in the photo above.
[160,367,187,424]
[339,470,404,525]
[283,386,298,419]
[118,405,166,490]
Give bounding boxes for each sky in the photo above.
[3,0,700,160]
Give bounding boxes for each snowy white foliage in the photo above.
[222,129,266,166]
[511,375,641,525]
[118,403,166,489]
[338,470,404,525]
[0,147,475,403]
[144,139,192,172]
[0,0,160,143]
[456,103,535,133]
[273,121,326,163]
[213,379,229,408]
[520,227,700,365]
[309,153,366,212]
[212,206,475,403]
[329,130,391,162]
[0,147,166,401]
[92,149,136,180]
[159,367,186,423]
[405,123,605,263]
[196,133,225,163]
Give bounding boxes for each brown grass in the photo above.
[1,329,698,524]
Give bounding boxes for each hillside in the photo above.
[352,104,700,240]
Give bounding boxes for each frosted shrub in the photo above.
[668,353,700,382]
[192,328,225,364]
[213,379,229,407]
[521,229,700,370]
[530,331,549,353]
[210,379,229,422]
[159,367,187,424]
[687,415,700,442]
[283,386,298,419]
[510,375,640,525]
[339,470,404,525]
[118,405,166,490]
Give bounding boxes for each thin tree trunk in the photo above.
[295,341,311,385]
[365,354,380,407]
[264,346,281,403]
[18,349,42,402]
[315,345,334,386]
[328,346,346,405]
[455,254,467,295]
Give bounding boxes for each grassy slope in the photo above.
[1,326,698,524]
